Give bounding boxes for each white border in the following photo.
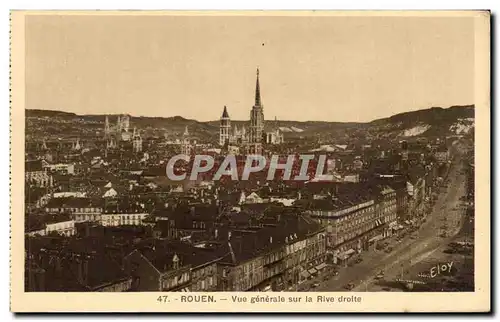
[3,1,496,321]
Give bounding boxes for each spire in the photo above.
[222,105,229,118]
[183,126,189,136]
[255,68,262,107]
[104,116,110,138]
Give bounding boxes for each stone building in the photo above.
[219,69,284,154]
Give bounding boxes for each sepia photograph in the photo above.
[10,10,490,312]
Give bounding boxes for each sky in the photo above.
[25,14,475,122]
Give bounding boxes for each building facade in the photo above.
[307,198,382,264]
[100,213,149,226]
[124,249,192,292]
[378,186,398,238]
[218,225,326,292]
[45,220,76,237]
[190,260,219,292]
[26,160,53,188]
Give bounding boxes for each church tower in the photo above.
[104,116,110,138]
[249,68,265,154]
[117,115,122,132]
[219,106,231,146]
[181,126,192,155]
[132,127,143,153]
[121,115,130,133]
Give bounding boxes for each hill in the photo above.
[25,104,474,141]
[368,105,474,138]
[26,109,77,118]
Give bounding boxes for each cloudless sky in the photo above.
[25,14,474,122]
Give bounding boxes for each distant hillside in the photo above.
[26,109,77,118]
[371,105,474,126]
[368,105,475,138]
[25,104,474,141]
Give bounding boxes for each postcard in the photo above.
[10,10,490,312]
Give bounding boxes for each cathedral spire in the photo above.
[222,105,229,118]
[104,115,110,138]
[254,68,262,107]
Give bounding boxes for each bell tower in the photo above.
[219,106,231,146]
[132,127,143,153]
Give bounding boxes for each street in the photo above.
[310,140,472,292]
